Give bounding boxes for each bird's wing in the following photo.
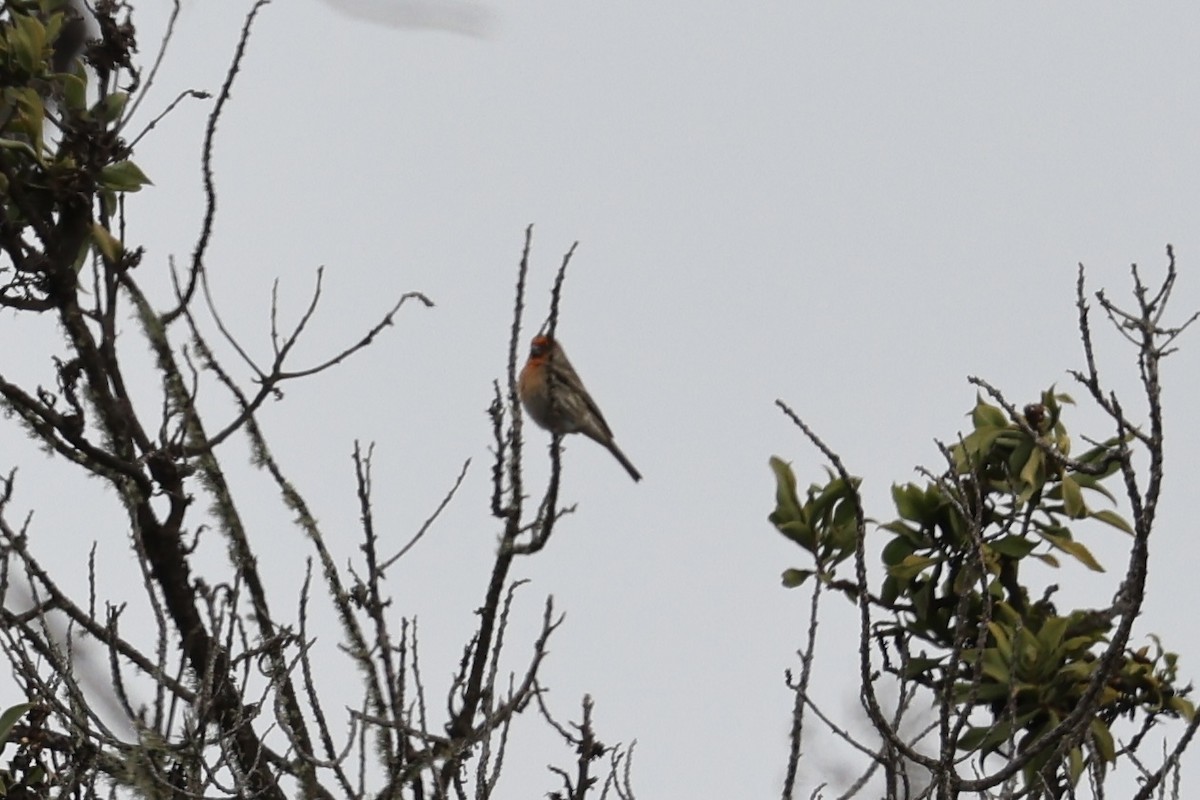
[551,361,615,439]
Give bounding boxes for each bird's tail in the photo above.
[605,440,642,482]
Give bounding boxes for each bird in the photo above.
[518,335,642,482]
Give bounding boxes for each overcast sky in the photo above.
[4,1,1200,797]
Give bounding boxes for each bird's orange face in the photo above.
[529,335,554,358]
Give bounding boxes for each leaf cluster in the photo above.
[1,0,150,309]
[770,389,1194,793]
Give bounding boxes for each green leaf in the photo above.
[91,222,122,264]
[1068,746,1084,785]
[781,568,813,588]
[987,622,1012,661]
[954,680,1010,704]
[989,536,1036,559]
[980,647,1012,683]
[993,601,1024,627]
[881,535,916,566]
[62,70,87,110]
[901,655,943,679]
[955,724,988,751]
[824,519,858,561]
[97,91,129,124]
[10,14,48,75]
[1038,529,1104,572]
[892,483,926,522]
[72,232,91,272]
[1060,475,1086,518]
[1018,445,1044,489]
[1058,659,1097,681]
[807,477,842,520]
[9,86,45,150]
[1032,552,1060,568]
[43,10,65,47]
[878,518,925,543]
[880,575,899,606]
[768,456,802,523]
[887,554,940,581]
[1169,696,1196,721]
[1090,508,1133,535]
[98,160,153,192]
[957,720,1012,755]
[1036,615,1070,654]
[956,425,1009,468]
[99,188,118,218]
[830,488,859,527]
[0,703,32,743]
[972,399,1008,429]
[775,519,815,552]
[1014,627,1040,669]
[0,137,39,158]
[1089,718,1116,763]
[1071,471,1117,503]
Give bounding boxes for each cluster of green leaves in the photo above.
[770,390,1194,791]
[767,458,859,588]
[952,603,1190,788]
[0,0,150,287]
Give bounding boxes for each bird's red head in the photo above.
[529,335,555,358]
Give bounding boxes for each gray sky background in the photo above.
[3,1,1200,797]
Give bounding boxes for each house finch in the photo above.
[518,335,642,482]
